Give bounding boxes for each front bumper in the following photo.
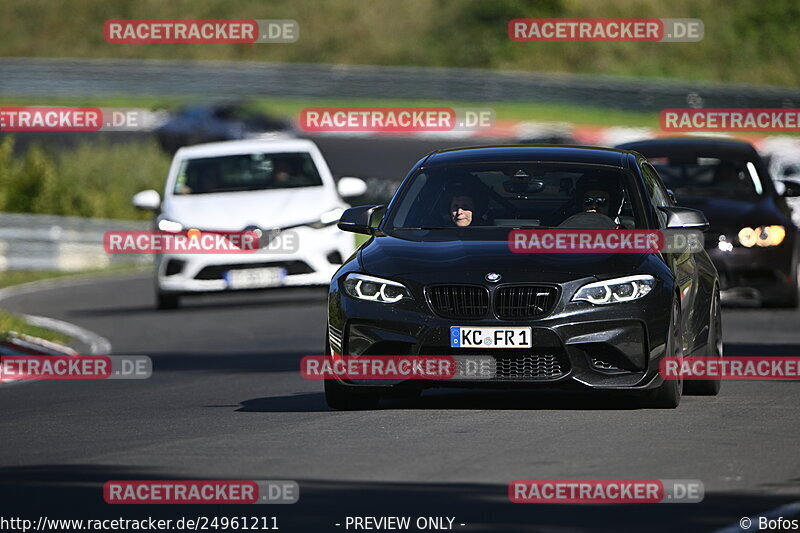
[157,225,354,294]
[328,275,674,392]
[707,243,795,304]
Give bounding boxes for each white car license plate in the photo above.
[450,326,532,348]
[224,267,286,289]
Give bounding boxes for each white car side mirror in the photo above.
[337,177,368,198]
[132,189,161,211]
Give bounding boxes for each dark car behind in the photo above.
[156,102,293,153]
[617,138,800,307]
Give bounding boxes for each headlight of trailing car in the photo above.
[737,225,786,247]
[573,275,655,305]
[157,218,183,232]
[343,273,412,303]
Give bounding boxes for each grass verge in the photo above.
[0,265,148,291]
[0,310,72,345]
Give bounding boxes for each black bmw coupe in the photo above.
[327,145,721,409]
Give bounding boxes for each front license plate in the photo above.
[224,267,286,289]
[450,326,532,348]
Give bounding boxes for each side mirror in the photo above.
[132,189,161,211]
[338,205,385,235]
[658,206,710,231]
[337,177,368,198]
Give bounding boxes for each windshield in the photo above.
[649,156,764,198]
[173,152,323,195]
[385,162,643,237]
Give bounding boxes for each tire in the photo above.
[647,299,683,409]
[775,263,799,308]
[324,379,380,410]
[156,291,180,310]
[686,289,722,396]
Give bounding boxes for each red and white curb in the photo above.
[0,276,115,387]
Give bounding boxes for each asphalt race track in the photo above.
[1,137,799,532]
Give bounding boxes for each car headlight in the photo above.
[157,218,183,232]
[343,273,411,303]
[738,225,786,247]
[573,275,655,305]
[310,208,345,229]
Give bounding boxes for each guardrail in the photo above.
[2,58,800,111]
[0,212,150,271]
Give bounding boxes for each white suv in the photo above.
[133,138,366,309]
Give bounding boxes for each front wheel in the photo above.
[156,290,180,310]
[647,299,683,409]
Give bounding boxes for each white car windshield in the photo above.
[173,152,323,194]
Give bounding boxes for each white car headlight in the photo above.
[309,208,345,229]
[157,218,183,233]
[343,273,411,303]
[320,207,345,225]
[573,275,655,305]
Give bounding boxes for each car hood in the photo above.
[360,235,654,283]
[674,195,786,231]
[163,187,337,230]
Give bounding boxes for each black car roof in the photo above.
[422,145,631,168]
[616,137,761,159]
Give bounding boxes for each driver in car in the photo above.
[449,193,475,227]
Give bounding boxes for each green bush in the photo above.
[0,136,170,220]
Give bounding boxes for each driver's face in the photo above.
[583,189,610,215]
[450,195,475,227]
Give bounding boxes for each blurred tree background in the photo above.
[2,0,798,219]
[0,137,169,219]
[1,0,799,86]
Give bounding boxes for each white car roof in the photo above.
[175,138,318,159]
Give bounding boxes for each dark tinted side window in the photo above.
[641,162,670,228]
